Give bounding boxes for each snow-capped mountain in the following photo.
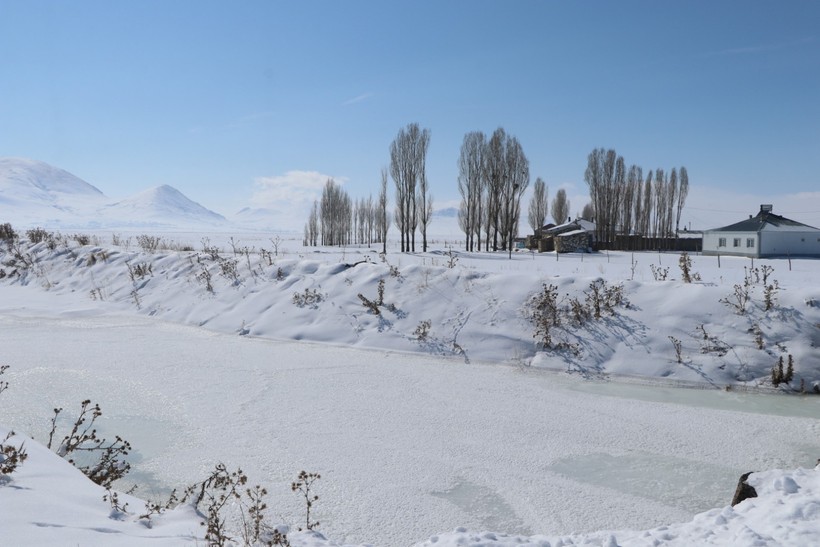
[0,157,228,230]
[0,158,109,226]
[0,157,105,200]
[102,185,227,228]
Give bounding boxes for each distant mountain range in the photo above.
[0,157,227,230]
[0,157,467,233]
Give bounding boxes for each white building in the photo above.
[702,205,820,258]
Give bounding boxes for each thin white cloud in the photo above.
[250,170,347,208]
[342,92,374,106]
[243,170,349,230]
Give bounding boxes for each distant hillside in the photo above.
[0,157,105,200]
[0,157,228,230]
[101,185,227,228]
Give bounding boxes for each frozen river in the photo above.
[2,310,818,545]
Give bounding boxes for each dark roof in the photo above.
[710,210,820,233]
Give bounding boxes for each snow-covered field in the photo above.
[1,226,819,545]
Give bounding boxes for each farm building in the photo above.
[702,204,820,258]
[539,218,596,253]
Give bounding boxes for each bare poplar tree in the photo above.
[479,128,530,255]
[675,166,689,236]
[622,165,641,237]
[610,155,625,243]
[527,177,548,236]
[551,188,570,224]
[355,197,364,244]
[457,131,486,251]
[585,148,624,245]
[581,202,595,220]
[320,178,352,246]
[585,148,604,239]
[304,200,319,246]
[484,128,507,251]
[502,135,529,258]
[378,168,390,254]
[365,194,375,245]
[417,167,433,252]
[390,123,430,252]
[633,170,644,236]
[653,169,666,238]
[393,200,404,248]
[665,167,678,241]
[641,170,653,236]
[458,201,469,243]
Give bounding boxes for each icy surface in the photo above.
[1,309,819,545]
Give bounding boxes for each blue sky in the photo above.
[1,1,819,229]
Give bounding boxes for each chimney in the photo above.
[760,204,773,213]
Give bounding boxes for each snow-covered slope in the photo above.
[0,157,105,199]
[0,157,228,230]
[0,234,817,388]
[0,157,109,226]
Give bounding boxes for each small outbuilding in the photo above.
[702,204,820,258]
[554,229,592,253]
[542,218,596,253]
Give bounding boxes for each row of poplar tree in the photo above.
[584,148,689,246]
[303,124,689,254]
[303,123,537,256]
[301,124,427,252]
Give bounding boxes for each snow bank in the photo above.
[1,234,818,388]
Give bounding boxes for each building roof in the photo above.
[708,206,820,233]
[556,229,587,237]
[544,218,595,235]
